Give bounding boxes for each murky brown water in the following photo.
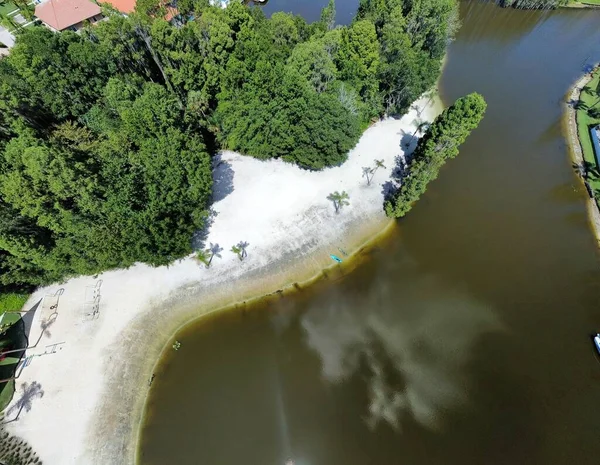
[139,2,600,464]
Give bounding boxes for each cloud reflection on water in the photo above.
[300,269,503,432]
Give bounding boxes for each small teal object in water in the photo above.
[330,254,342,263]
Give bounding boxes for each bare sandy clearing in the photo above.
[4,97,440,465]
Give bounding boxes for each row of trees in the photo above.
[497,0,569,8]
[0,0,459,291]
[385,93,487,218]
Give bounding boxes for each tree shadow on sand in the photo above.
[191,208,219,252]
[381,155,409,203]
[212,154,234,203]
[2,381,44,424]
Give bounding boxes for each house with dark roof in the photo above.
[34,0,103,32]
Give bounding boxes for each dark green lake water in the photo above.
[139,2,600,464]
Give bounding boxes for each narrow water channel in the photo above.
[139,2,600,464]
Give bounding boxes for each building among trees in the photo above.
[100,0,136,14]
[34,0,102,32]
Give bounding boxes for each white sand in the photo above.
[4,97,440,464]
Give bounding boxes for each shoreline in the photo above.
[563,63,600,247]
[134,217,399,464]
[3,96,441,465]
[562,2,600,8]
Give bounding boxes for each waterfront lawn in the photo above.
[0,312,22,413]
[576,69,600,192]
[0,1,18,16]
[0,293,28,314]
[0,379,15,412]
[568,0,600,5]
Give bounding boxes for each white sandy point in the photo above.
[4,97,440,464]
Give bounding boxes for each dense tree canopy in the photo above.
[385,93,487,218]
[0,0,458,290]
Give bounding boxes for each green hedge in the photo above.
[385,93,487,218]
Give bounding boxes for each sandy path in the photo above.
[3,97,439,465]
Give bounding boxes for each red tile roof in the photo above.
[35,0,101,31]
[164,5,178,21]
[99,0,135,14]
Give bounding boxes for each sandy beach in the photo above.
[3,96,440,465]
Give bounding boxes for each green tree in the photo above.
[217,64,360,169]
[406,120,430,147]
[0,0,459,291]
[335,19,380,114]
[288,36,339,93]
[320,0,336,31]
[0,82,213,279]
[385,93,487,218]
[362,166,374,186]
[328,191,350,213]
[196,249,211,268]
[362,159,385,186]
[357,0,457,114]
[269,12,300,52]
[0,27,116,121]
[231,241,249,261]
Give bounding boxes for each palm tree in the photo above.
[196,249,211,268]
[197,243,223,268]
[363,160,386,186]
[231,241,249,261]
[372,159,386,175]
[424,88,439,110]
[4,381,44,423]
[406,120,430,147]
[362,167,374,186]
[208,243,222,266]
[327,191,350,213]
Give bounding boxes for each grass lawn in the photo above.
[0,293,28,315]
[0,378,15,413]
[0,356,21,367]
[576,69,600,192]
[0,311,22,413]
[0,1,18,16]
[566,0,600,6]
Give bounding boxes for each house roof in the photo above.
[164,5,178,21]
[98,0,178,18]
[35,0,102,31]
[100,0,135,14]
